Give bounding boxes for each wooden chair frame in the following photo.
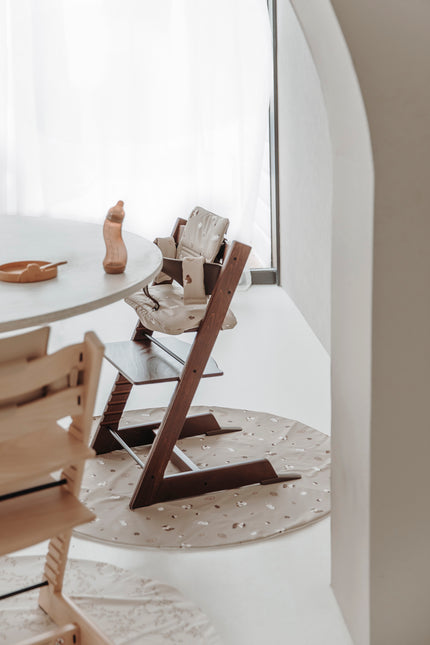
[92,219,300,510]
[0,328,112,645]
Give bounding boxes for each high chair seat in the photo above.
[125,283,237,335]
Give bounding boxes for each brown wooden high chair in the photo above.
[0,326,112,645]
[92,206,301,509]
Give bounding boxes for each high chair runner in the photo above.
[92,206,301,509]
[0,326,111,645]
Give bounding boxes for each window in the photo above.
[1,1,275,278]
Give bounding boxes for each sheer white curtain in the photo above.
[0,0,272,245]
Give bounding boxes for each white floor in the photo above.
[20,285,353,645]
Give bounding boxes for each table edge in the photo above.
[0,265,161,334]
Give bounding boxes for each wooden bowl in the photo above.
[0,261,66,283]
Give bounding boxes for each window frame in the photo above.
[251,0,279,286]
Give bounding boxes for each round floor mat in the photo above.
[75,406,331,549]
[0,556,221,645]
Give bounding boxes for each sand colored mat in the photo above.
[0,556,221,645]
[75,407,331,549]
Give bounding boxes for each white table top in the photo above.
[0,216,162,333]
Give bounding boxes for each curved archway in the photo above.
[287,1,430,643]
[284,2,374,642]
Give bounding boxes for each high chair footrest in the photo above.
[104,336,223,385]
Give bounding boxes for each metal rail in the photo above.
[108,427,147,469]
[143,333,186,366]
[0,580,49,601]
[0,478,68,502]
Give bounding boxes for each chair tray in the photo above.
[104,335,223,385]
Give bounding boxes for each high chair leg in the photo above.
[131,459,301,508]
[100,412,242,451]
[91,373,133,454]
[92,321,149,454]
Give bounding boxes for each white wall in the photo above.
[276,0,332,352]
[330,2,430,644]
[286,2,374,643]
[284,1,430,644]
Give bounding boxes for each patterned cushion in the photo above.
[182,256,207,305]
[176,207,229,262]
[125,284,237,335]
[153,236,176,284]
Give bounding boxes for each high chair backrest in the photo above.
[176,206,229,262]
[150,207,231,306]
[0,327,102,445]
[153,207,229,286]
[0,327,110,644]
[0,326,49,408]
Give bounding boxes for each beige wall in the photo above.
[276,1,332,352]
[286,0,430,643]
[287,2,373,643]
[331,2,430,644]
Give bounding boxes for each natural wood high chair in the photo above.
[0,326,112,645]
[92,206,301,509]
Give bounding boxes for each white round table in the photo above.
[0,216,162,332]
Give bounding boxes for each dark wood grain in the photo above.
[91,325,142,454]
[132,459,278,506]
[97,413,238,453]
[161,258,221,293]
[130,240,251,508]
[104,336,223,385]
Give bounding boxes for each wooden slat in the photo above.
[101,402,127,414]
[0,386,84,442]
[0,343,84,402]
[100,412,123,424]
[148,459,277,505]
[0,486,95,556]
[44,563,59,586]
[104,339,180,384]
[44,530,72,591]
[70,332,105,447]
[91,369,135,452]
[104,336,223,385]
[0,326,49,364]
[46,552,61,574]
[19,623,79,645]
[38,588,115,645]
[0,423,94,496]
[49,535,66,554]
